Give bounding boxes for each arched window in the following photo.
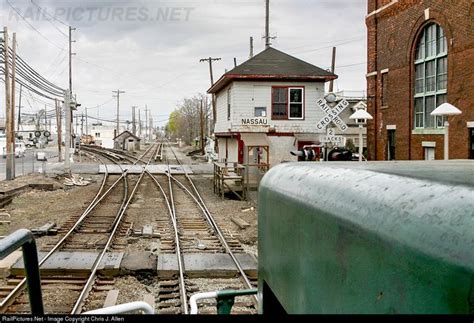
[414,23,447,129]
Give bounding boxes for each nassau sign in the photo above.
[241,117,268,126]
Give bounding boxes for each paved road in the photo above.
[0,147,57,180]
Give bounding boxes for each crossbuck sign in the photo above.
[315,98,349,132]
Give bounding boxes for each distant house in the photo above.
[90,123,118,149]
[208,47,337,168]
[113,130,141,152]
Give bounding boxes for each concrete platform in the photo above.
[44,163,100,175]
[120,251,157,273]
[99,165,193,174]
[7,251,257,279]
[157,253,258,278]
[0,251,22,278]
[11,251,123,277]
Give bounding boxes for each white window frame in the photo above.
[288,87,304,120]
[414,23,448,129]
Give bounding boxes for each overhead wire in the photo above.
[6,0,67,51]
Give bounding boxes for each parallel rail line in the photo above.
[1,143,158,314]
[102,141,257,314]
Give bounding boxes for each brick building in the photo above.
[366,0,474,160]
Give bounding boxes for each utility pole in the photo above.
[199,57,221,127]
[205,96,209,136]
[200,100,204,154]
[2,27,7,122]
[144,105,148,141]
[64,91,71,169]
[263,0,276,48]
[5,29,15,180]
[250,36,254,58]
[55,98,62,162]
[44,106,47,131]
[138,108,141,137]
[80,113,84,136]
[75,114,79,136]
[199,57,221,86]
[68,26,76,95]
[151,116,154,140]
[85,108,88,135]
[149,111,153,141]
[329,46,336,93]
[265,0,270,48]
[131,106,136,135]
[112,89,125,136]
[17,83,22,131]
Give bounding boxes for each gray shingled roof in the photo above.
[208,47,337,93]
[229,47,336,77]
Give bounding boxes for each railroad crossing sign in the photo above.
[315,98,349,132]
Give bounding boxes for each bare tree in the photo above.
[166,93,211,146]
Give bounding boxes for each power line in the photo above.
[30,0,69,27]
[6,0,67,51]
[1,44,65,92]
[290,37,365,55]
[29,0,68,37]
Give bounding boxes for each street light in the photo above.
[349,109,373,162]
[430,103,462,160]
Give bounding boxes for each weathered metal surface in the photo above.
[258,161,474,314]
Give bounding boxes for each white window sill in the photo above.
[412,128,445,135]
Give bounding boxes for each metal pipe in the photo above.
[190,291,218,314]
[82,301,154,315]
[190,289,258,315]
[0,229,44,314]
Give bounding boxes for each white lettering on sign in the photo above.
[315,98,349,132]
[241,118,268,126]
[320,135,346,146]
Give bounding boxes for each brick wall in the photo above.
[366,0,474,160]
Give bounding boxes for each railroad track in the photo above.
[102,141,257,314]
[0,143,159,314]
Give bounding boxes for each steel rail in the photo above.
[165,141,258,303]
[164,157,189,314]
[0,145,154,313]
[108,143,188,313]
[71,142,159,314]
[109,141,257,309]
[0,153,111,312]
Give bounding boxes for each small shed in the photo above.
[113,131,141,152]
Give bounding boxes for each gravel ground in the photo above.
[0,144,259,314]
[0,173,102,249]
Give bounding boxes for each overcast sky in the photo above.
[1,0,367,128]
